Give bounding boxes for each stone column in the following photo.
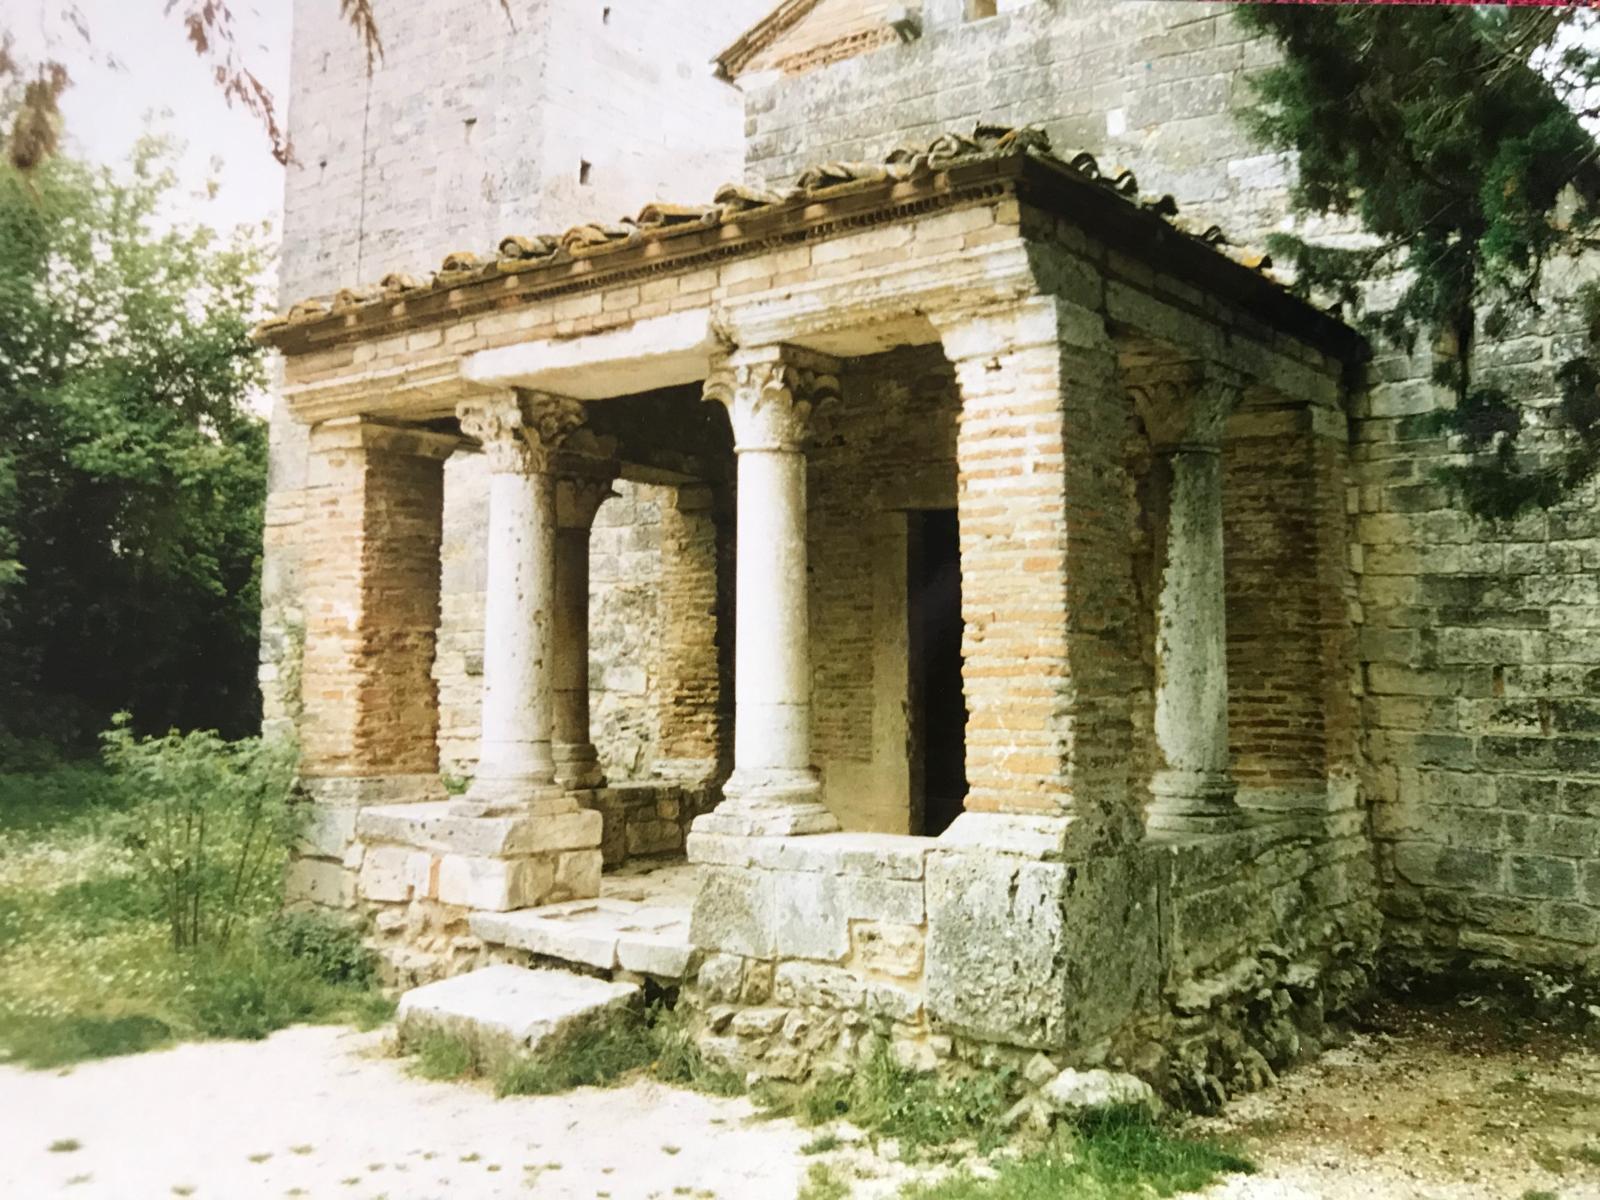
[1134,370,1245,833]
[696,346,840,837]
[552,471,617,790]
[454,390,585,817]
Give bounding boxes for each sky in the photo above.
[7,0,293,234]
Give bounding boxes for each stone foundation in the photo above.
[683,810,1378,1105]
[585,779,721,868]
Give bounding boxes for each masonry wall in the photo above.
[808,346,962,834]
[741,0,1600,978]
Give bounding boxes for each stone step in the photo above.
[396,963,639,1066]
[470,896,696,981]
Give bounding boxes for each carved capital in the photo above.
[1127,364,1243,451]
[556,471,619,530]
[456,390,586,474]
[703,350,840,452]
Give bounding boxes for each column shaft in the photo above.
[455,391,584,816]
[475,466,558,797]
[1138,370,1244,834]
[693,348,839,838]
[552,472,615,789]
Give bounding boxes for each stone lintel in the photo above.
[464,310,723,400]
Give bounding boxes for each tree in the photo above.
[0,138,269,756]
[1239,5,1600,519]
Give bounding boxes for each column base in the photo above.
[694,768,838,837]
[1146,770,1247,835]
[451,773,571,818]
[553,742,606,790]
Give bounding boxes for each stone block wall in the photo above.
[685,812,1376,1104]
[1359,307,1600,974]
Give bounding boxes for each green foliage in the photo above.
[100,717,298,950]
[0,136,269,750]
[0,754,389,1070]
[763,1044,1017,1159]
[898,1109,1253,1200]
[1239,6,1600,518]
[182,941,391,1041]
[264,910,378,987]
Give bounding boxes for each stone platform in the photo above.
[470,861,699,982]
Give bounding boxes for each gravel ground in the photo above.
[3,1000,1597,1199]
[1191,1000,1600,1200]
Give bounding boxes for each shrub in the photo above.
[100,716,297,949]
[264,910,377,987]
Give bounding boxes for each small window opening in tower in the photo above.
[967,0,997,19]
[579,159,592,185]
[602,7,611,25]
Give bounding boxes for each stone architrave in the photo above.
[454,389,586,816]
[694,346,841,837]
[553,469,618,790]
[1130,367,1246,833]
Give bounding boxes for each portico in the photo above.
[262,125,1373,1086]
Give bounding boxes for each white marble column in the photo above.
[552,472,617,790]
[454,390,585,816]
[699,346,840,836]
[1135,371,1245,833]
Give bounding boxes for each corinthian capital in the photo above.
[457,390,586,474]
[1126,363,1243,451]
[703,348,841,452]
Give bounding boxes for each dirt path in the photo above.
[0,1025,814,1200]
[1192,1001,1600,1200]
[4,1002,1598,1199]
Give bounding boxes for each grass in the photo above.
[757,1044,1016,1159]
[0,766,393,1069]
[899,1109,1254,1199]
[798,1161,852,1200]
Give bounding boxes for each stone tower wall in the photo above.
[742,0,1600,976]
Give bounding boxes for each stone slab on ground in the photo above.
[471,896,695,980]
[396,964,638,1063]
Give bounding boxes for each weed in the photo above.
[901,1109,1253,1199]
[662,1144,681,1155]
[1521,1191,1559,1200]
[410,1031,478,1082]
[1573,1144,1600,1166]
[645,1001,743,1095]
[48,1138,82,1153]
[798,1161,852,1200]
[802,1133,843,1155]
[263,910,377,987]
[494,1020,654,1095]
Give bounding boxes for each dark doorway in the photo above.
[909,509,967,836]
